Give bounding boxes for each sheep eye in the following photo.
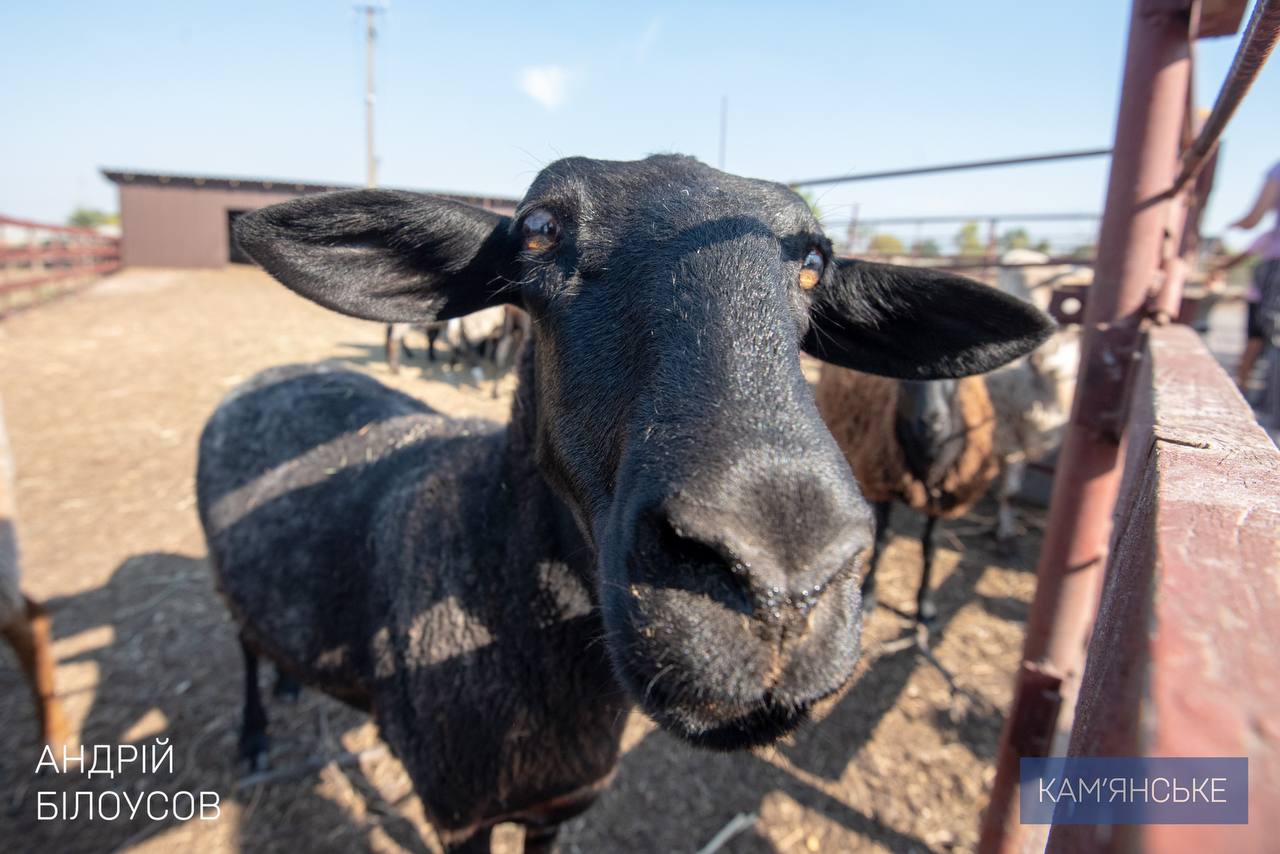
[521,209,561,253]
[798,248,824,290]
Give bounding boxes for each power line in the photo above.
[833,212,1101,227]
[788,148,1112,188]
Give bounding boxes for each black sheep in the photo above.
[196,154,1051,853]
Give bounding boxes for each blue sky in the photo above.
[3,1,1277,248]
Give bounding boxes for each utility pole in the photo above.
[718,96,728,170]
[358,4,385,188]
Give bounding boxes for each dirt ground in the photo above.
[0,267,1042,853]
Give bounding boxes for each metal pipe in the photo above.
[788,148,1111,188]
[978,2,1193,851]
[1170,0,1280,195]
[844,212,1100,226]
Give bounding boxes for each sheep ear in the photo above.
[233,190,520,323]
[802,258,1055,378]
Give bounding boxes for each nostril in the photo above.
[650,510,756,615]
[657,513,739,574]
[654,502,861,628]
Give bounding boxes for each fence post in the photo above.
[978,2,1193,850]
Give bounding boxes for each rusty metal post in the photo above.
[1152,111,1215,323]
[978,3,1192,851]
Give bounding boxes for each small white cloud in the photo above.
[519,65,570,111]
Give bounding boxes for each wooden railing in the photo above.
[0,215,121,314]
[1049,324,1280,851]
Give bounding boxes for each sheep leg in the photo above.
[385,324,402,375]
[444,826,493,853]
[426,325,441,364]
[995,461,1024,546]
[454,326,486,385]
[495,313,516,371]
[917,516,939,626]
[2,596,68,749]
[238,634,271,772]
[859,501,892,615]
[522,823,561,854]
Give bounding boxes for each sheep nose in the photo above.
[658,465,872,618]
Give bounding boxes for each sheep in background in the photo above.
[384,305,512,382]
[202,154,1051,853]
[815,370,1000,625]
[1,396,67,751]
[991,249,1085,545]
[984,326,1081,544]
[996,248,1092,314]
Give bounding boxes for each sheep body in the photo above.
[814,368,998,518]
[201,153,1055,851]
[814,366,999,623]
[198,360,626,841]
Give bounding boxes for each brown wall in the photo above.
[119,185,305,268]
[118,183,516,268]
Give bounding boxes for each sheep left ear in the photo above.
[802,258,1055,379]
[233,189,520,324]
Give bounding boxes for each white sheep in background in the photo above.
[983,328,1081,542]
[996,248,1091,313]
[988,250,1085,544]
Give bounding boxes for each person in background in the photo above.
[1225,162,1280,391]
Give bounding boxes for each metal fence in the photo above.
[0,215,121,314]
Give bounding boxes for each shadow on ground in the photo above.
[0,515,1034,854]
[0,552,399,853]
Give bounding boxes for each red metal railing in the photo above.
[980,1,1280,850]
[0,215,120,310]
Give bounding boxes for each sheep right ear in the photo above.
[802,258,1055,379]
[233,190,520,323]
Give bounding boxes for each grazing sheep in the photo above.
[198,154,1051,853]
[1,396,67,751]
[814,369,1000,624]
[983,327,1081,543]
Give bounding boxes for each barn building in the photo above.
[101,169,519,268]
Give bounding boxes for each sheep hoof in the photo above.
[994,536,1018,560]
[239,735,271,773]
[917,598,938,626]
[273,673,302,704]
